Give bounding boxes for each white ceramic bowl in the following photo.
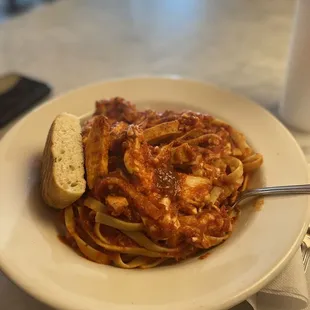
[0,77,309,310]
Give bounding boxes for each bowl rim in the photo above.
[0,75,309,310]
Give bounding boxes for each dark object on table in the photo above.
[5,0,56,15]
[0,73,51,128]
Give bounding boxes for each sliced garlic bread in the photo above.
[41,113,86,209]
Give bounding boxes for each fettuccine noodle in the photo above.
[61,97,263,268]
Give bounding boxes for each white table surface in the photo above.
[0,0,309,309]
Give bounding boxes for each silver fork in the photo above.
[302,246,310,271]
[231,184,310,210]
[302,228,310,271]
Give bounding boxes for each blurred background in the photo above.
[1,0,303,145]
[2,1,310,310]
[0,0,295,107]
[0,0,55,22]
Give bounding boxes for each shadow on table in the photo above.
[0,270,55,310]
[230,301,253,310]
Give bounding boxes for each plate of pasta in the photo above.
[0,77,309,310]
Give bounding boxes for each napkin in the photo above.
[246,249,309,310]
[231,247,310,310]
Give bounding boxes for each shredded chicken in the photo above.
[106,195,129,217]
[67,96,263,268]
[84,115,110,189]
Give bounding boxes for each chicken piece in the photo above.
[143,120,181,144]
[110,121,128,153]
[190,156,222,183]
[123,125,155,194]
[124,125,180,200]
[94,176,162,219]
[94,176,180,239]
[84,115,110,189]
[152,143,174,165]
[110,121,128,138]
[171,143,196,164]
[179,208,232,248]
[82,116,96,145]
[177,174,211,208]
[177,202,198,215]
[134,110,161,128]
[106,195,129,217]
[94,97,138,124]
[83,100,132,145]
[142,208,180,240]
[178,111,213,132]
[209,186,224,204]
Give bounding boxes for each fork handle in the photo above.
[241,184,310,201]
[233,184,310,209]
